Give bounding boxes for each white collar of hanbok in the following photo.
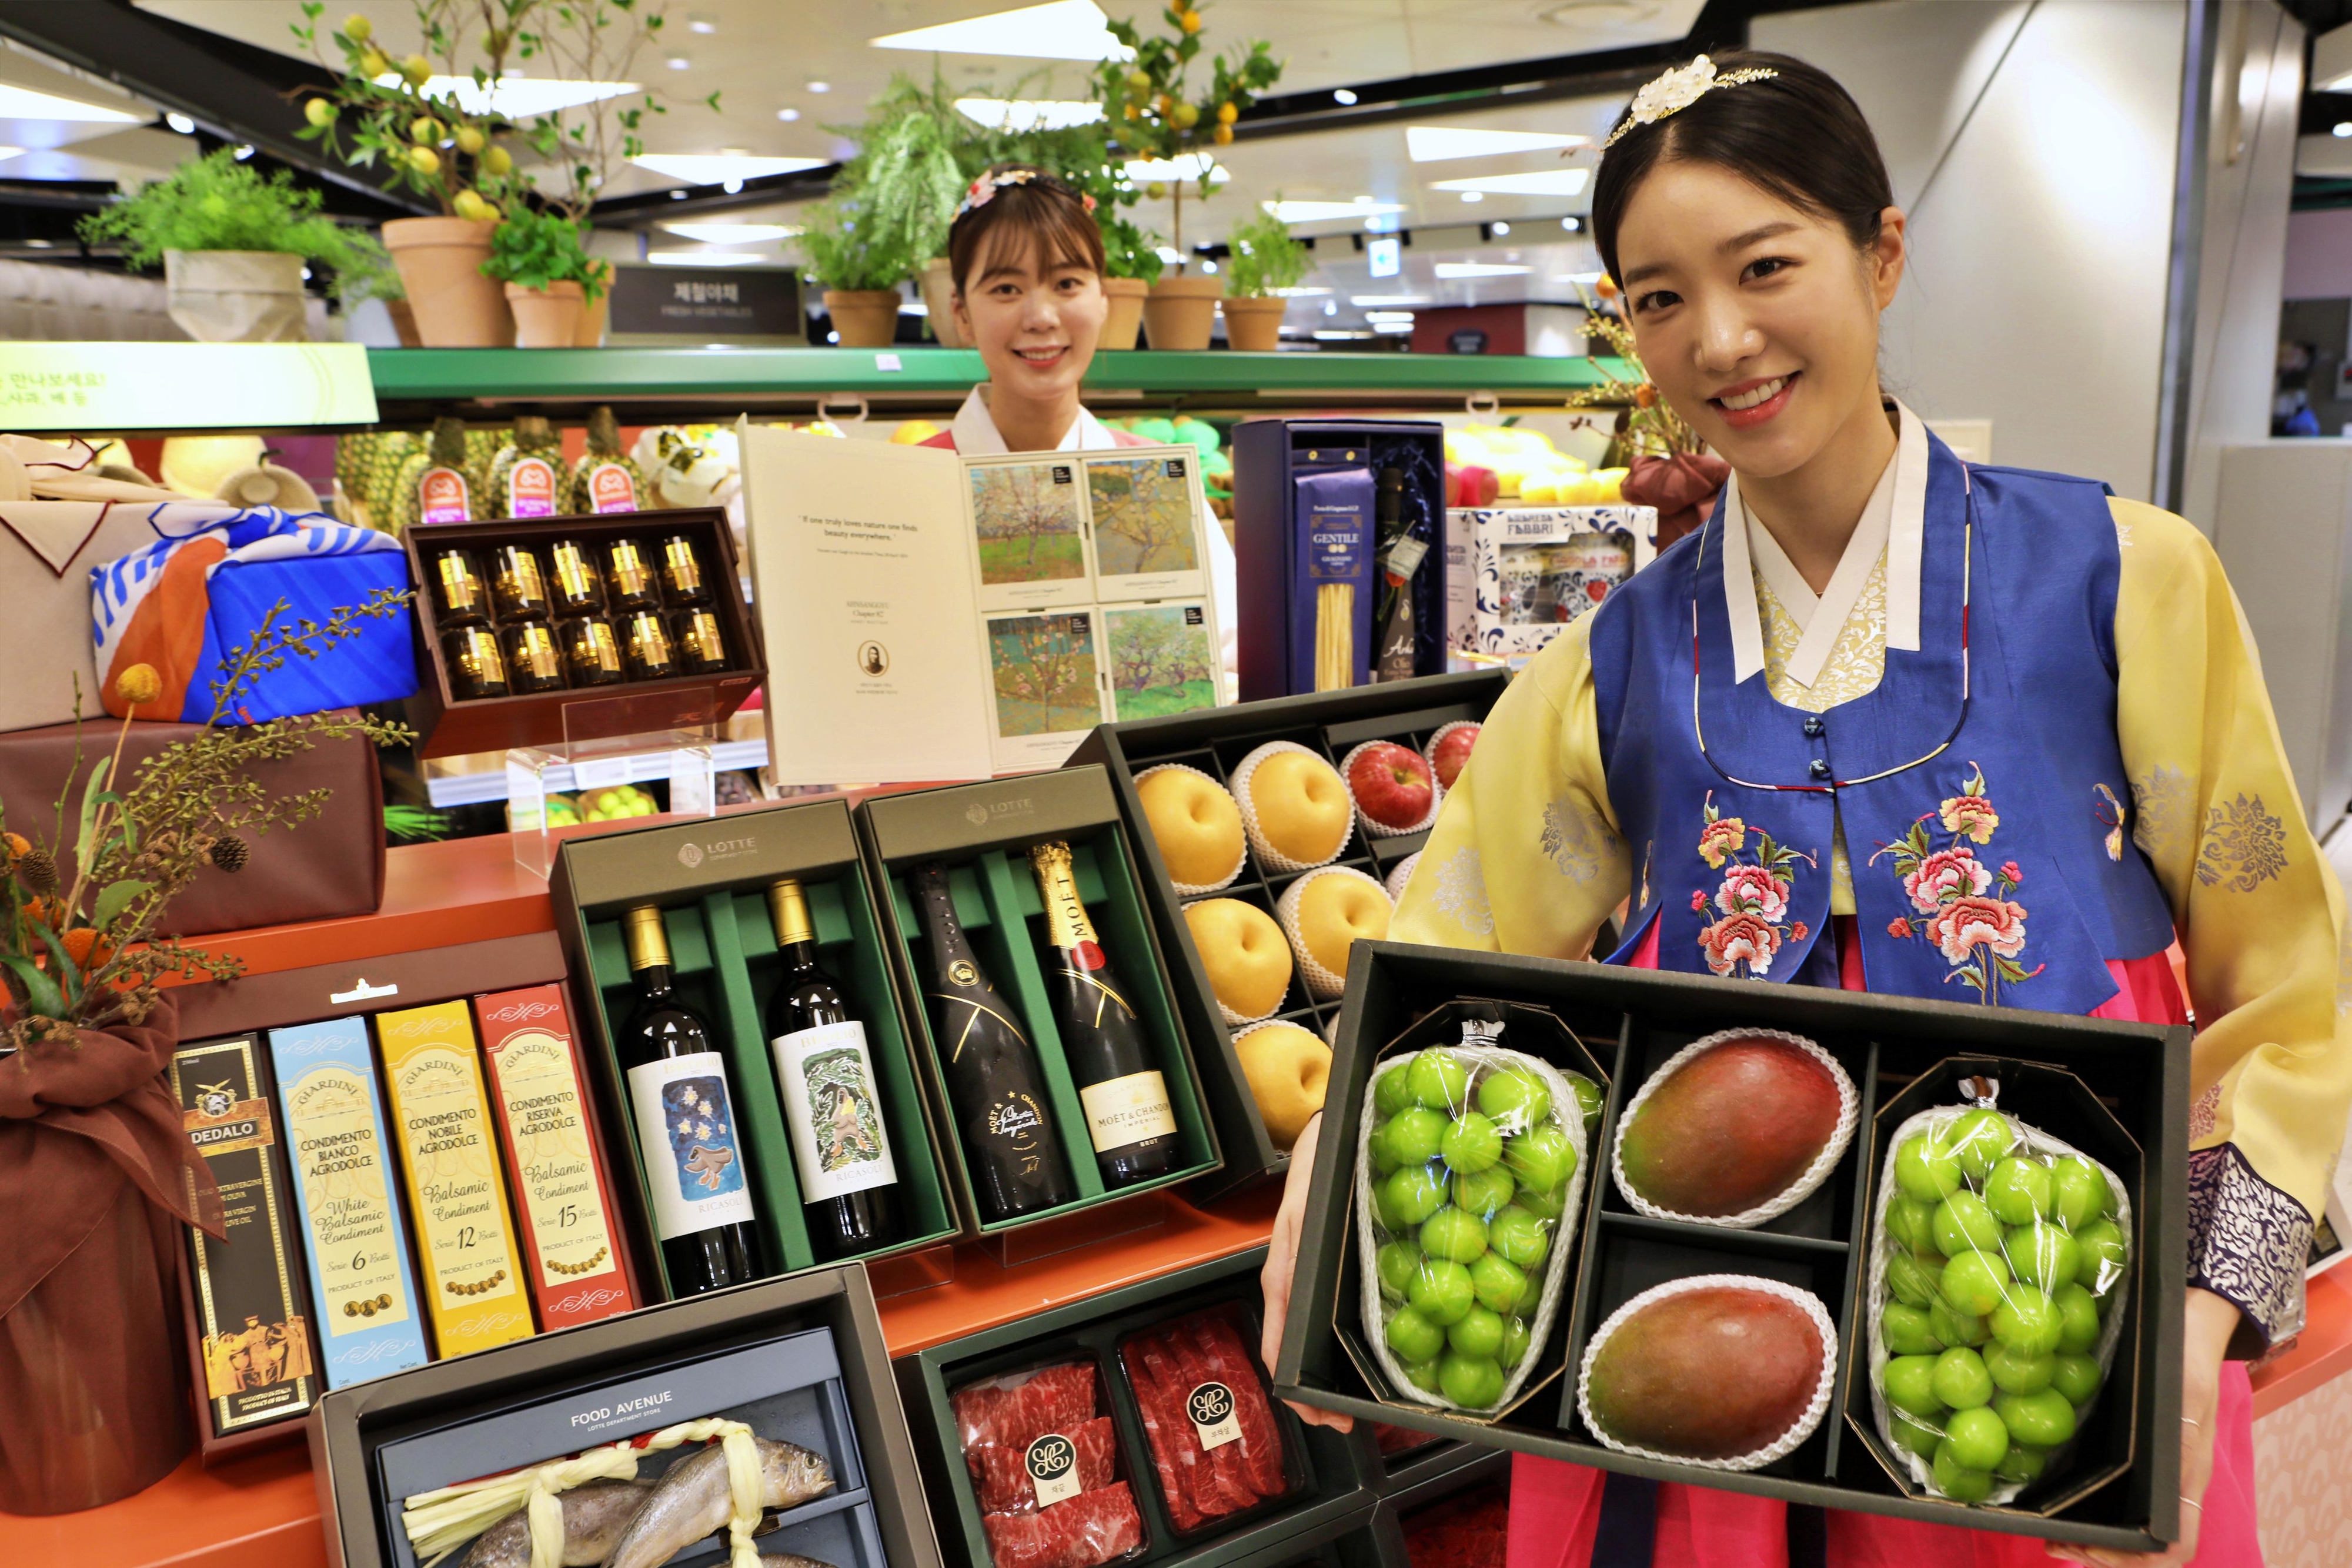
[1719,399,1926,688]
[950,385,1120,454]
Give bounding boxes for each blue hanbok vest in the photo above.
[1587,432,2174,1015]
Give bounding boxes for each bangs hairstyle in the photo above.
[948,165,1105,294]
[1589,51,1894,286]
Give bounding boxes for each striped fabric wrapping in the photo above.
[91,506,416,723]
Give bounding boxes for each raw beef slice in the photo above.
[1135,1332,1250,1516]
[1193,1316,1289,1499]
[1124,1345,1203,1532]
[970,1417,1120,1514]
[1165,1323,1257,1512]
[957,1363,1100,1457]
[982,1482,1144,1568]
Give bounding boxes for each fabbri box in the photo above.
[855,766,1221,1249]
[547,800,962,1302]
[308,1262,944,1568]
[1067,671,1510,1200]
[1271,941,2191,1557]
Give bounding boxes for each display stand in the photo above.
[506,703,719,878]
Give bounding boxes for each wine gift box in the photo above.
[547,800,962,1301]
[855,765,1222,1243]
[1068,670,1509,1201]
[308,1262,946,1568]
[895,1247,1375,1568]
[402,506,763,758]
[1271,941,2193,1556]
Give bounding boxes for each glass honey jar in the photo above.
[442,625,510,700]
[557,614,625,689]
[500,619,569,695]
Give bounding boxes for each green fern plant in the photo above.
[1224,200,1310,297]
[479,206,604,299]
[78,148,390,296]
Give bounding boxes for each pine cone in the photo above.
[209,835,249,873]
[15,844,58,894]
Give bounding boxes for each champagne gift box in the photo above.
[854,766,1221,1252]
[547,800,961,1303]
[1067,671,1510,1201]
[1269,941,2193,1557]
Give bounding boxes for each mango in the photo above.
[1585,1283,1825,1460]
[1618,1037,1843,1218]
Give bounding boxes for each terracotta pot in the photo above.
[1098,276,1150,351]
[506,280,585,349]
[574,261,612,346]
[1142,274,1222,352]
[382,216,510,348]
[1220,294,1288,353]
[824,287,903,349]
[387,297,423,347]
[920,257,966,349]
[162,249,306,343]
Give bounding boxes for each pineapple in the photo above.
[334,430,417,530]
[386,417,476,532]
[485,416,566,519]
[568,405,646,514]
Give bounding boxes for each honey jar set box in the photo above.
[854,767,1222,1250]
[894,1247,1374,1568]
[548,800,963,1303]
[1269,941,2192,1557]
[404,506,763,758]
[308,1262,944,1568]
[1067,671,1509,1199]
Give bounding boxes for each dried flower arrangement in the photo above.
[0,592,413,1051]
[1566,276,1706,460]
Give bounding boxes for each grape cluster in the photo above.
[1363,1047,1601,1410]
[1876,1108,2129,1502]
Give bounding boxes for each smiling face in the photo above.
[953,229,1107,407]
[1613,157,1905,481]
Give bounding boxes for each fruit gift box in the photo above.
[1068,670,1509,1201]
[1271,940,2193,1558]
[895,1248,1376,1568]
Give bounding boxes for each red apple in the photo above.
[1429,723,1481,789]
[1349,741,1434,830]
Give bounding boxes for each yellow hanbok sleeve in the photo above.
[2112,497,2352,1350]
[1391,614,1632,956]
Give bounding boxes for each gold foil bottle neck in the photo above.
[1027,841,1097,947]
[623,905,671,970]
[768,878,815,947]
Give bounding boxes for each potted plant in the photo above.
[76,148,389,343]
[796,195,914,349]
[480,205,604,346]
[0,603,411,1513]
[1095,5,1281,350]
[1220,198,1309,351]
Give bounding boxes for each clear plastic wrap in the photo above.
[1864,1091,2133,1506]
[1117,1304,1299,1536]
[1355,1018,1591,1413]
[952,1361,1145,1568]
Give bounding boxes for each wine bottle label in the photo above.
[506,456,559,517]
[1025,1432,1083,1506]
[626,1052,756,1239]
[1078,1069,1177,1153]
[769,1020,898,1203]
[486,1026,619,1290]
[282,1062,415,1337]
[420,466,470,524]
[1187,1381,1242,1451]
[588,462,638,513]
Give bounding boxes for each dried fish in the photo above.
[455,1478,654,1568]
[603,1438,834,1568]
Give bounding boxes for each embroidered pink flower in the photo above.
[1903,845,1990,914]
[1939,791,2000,845]
[1924,895,2030,965]
[1690,889,1709,912]
[1790,921,1809,942]
[1700,911,1780,978]
[1715,863,1791,922]
[1697,816,1746,869]
[2001,861,2023,884]
[1888,917,1913,940]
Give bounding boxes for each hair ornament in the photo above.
[955,166,1095,220]
[1602,54,1780,150]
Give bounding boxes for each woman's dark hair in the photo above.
[947,163,1105,294]
[1589,51,1893,285]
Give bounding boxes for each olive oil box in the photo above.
[547,798,963,1302]
[375,999,536,1356]
[268,1016,432,1389]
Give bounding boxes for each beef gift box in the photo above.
[403,506,763,758]
[549,800,963,1300]
[1270,941,2191,1556]
[855,767,1222,1252]
[308,1262,943,1568]
[894,1248,1374,1568]
[1067,671,1510,1200]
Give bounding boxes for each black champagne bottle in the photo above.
[764,877,901,1259]
[910,863,1073,1220]
[1028,841,1181,1186]
[617,905,764,1294]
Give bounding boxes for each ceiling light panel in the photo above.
[373,75,637,117]
[1431,169,1592,197]
[659,222,800,243]
[1434,262,1530,278]
[1263,198,1404,222]
[631,153,827,184]
[1406,126,1588,162]
[0,83,143,123]
[954,98,1104,131]
[871,0,1133,63]
[1124,153,1227,182]
[646,251,770,266]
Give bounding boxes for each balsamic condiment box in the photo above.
[547,800,962,1302]
[1271,941,2191,1556]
